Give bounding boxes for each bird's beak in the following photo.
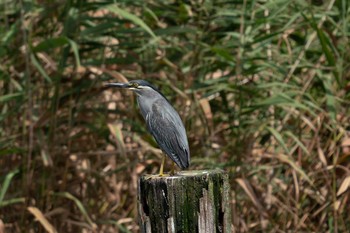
[104,82,130,88]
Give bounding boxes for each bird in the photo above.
[105,80,190,176]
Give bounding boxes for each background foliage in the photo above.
[1,0,350,232]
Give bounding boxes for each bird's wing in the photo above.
[145,99,190,169]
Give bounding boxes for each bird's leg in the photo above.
[159,154,166,176]
[170,162,175,175]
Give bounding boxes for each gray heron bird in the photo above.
[105,80,190,176]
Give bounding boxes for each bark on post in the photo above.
[138,169,232,233]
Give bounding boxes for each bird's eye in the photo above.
[131,82,139,88]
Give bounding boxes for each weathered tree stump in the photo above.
[138,169,232,233]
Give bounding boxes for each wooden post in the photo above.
[138,169,232,233]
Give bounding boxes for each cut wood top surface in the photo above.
[141,169,225,180]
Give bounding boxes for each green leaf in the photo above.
[0,93,23,102]
[0,198,25,207]
[255,93,292,106]
[285,131,309,155]
[104,4,158,40]
[33,37,80,68]
[54,192,96,229]
[30,54,52,83]
[32,37,70,52]
[266,126,289,154]
[307,12,339,84]
[0,169,19,204]
[67,38,81,68]
[275,153,313,186]
[211,47,235,62]
[254,92,317,117]
[320,74,336,122]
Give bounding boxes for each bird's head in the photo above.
[105,80,155,90]
[105,80,165,99]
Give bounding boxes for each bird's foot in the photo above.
[170,162,175,176]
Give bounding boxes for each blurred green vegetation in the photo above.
[1,0,350,232]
